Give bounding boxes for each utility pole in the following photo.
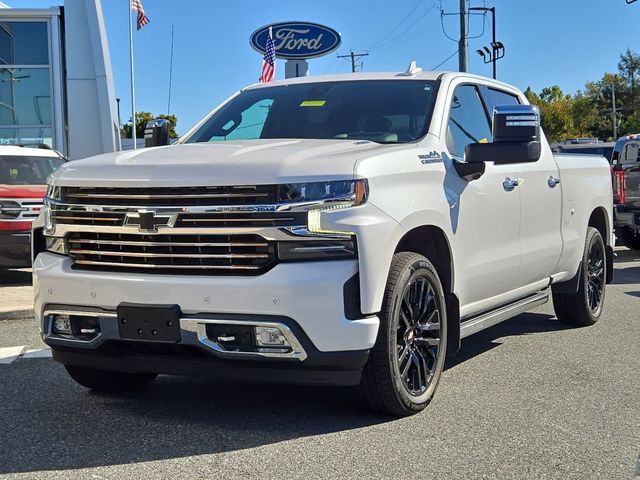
[612,82,618,139]
[458,0,467,72]
[337,50,369,72]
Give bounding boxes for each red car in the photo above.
[0,146,65,269]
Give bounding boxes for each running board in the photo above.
[460,290,550,339]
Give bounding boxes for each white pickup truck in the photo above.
[33,69,613,416]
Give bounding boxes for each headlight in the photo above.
[282,179,368,235]
[277,179,368,204]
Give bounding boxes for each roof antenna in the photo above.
[400,60,423,76]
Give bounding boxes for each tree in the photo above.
[525,85,577,143]
[618,48,640,103]
[122,112,178,139]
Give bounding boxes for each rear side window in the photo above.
[0,155,64,185]
[446,85,493,157]
[482,88,521,114]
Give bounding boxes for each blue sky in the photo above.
[8,0,640,134]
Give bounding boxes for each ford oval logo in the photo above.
[250,22,342,60]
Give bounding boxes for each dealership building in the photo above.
[0,0,120,159]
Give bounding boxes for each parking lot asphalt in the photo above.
[0,249,638,480]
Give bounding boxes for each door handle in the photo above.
[503,177,519,191]
[547,176,560,188]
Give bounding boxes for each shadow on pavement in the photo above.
[613,248,640,264]
[0,310,575,475]
[0,268,32,287]
[445,312,567,370]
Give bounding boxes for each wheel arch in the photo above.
[393,225,461,355]
[588,206,613,284]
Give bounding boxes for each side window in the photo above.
[446,85,492,157]
[482,88,521,117]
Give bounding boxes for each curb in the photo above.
[0,309,34,321]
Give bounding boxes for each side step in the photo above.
[460,290,550,339]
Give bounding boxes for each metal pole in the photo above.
[490,7,496,79]
[350,51,356,73]
[612,82,618,139]
[458,0,467,72]
[128,0,137,149]
[167,25,174,116]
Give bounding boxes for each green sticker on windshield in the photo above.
[300,100,326,107]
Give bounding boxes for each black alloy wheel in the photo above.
[359,252,447,416]
[553,227,607,326]
[396,276,442,396]
[586,238,605,314]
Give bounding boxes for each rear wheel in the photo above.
[553,227,606,326]
[618,227,640,250]
[65,365,157,392]
[359,252,447,416]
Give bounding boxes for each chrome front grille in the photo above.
[59,185,277,206]
[66,232,276,275]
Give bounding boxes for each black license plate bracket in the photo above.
[117,303,182,343]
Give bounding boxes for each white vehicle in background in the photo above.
[32,67,613,416]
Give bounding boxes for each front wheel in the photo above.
[65,365,157,392]
[359,252,447,416]
[553,227,606,326]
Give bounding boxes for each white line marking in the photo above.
[0,346,26,364]
[22,348,52,359]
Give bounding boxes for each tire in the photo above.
[65,365,157,392]
[618,227,640,250]
[359,252,447,416]
[553,227,606,326]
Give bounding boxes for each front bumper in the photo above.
[33,252,379,385]
[0,231,31,268]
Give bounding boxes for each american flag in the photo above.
[259,27,276,82]
[132,0,150,30]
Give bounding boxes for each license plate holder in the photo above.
[117,303,182,343]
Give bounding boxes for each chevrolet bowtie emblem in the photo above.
[124,210,177,232]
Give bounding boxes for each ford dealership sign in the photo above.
[250,22,342,60]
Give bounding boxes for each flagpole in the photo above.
[128,0,137,150]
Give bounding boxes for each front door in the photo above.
[442,84,522,310]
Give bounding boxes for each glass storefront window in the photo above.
[0,22,49,65]
[0,127,53,148]
[0,68,51,126]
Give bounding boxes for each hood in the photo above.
[0,184,47,198]
[50,139,397,187]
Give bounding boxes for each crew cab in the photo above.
[612,135,640,249]
[32,69,614,416]
[0,146,65,269]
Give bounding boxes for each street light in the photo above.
[469,6,504,79]
[627,0,637,4]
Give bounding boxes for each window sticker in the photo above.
[300,100,326,107]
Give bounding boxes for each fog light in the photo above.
[52,315,72,334]
[255,326,290,348]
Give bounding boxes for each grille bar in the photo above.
[69,249,270,259]
[73,260,262,270]
[66,232,276,276]
[68,238,268,248]
[64,192,271,200]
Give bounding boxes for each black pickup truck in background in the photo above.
[612,135,640,250]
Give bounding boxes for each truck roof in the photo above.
[243,70,519,92]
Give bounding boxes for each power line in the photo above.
[432,49,459,69]
[337,51,370,72]
[371,3,438,51]
[367,0,425,50]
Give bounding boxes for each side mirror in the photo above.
[465,105,542,165]
[144,119,171,147]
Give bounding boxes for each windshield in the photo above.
[184,80,438,145]
[0,155,64,185]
